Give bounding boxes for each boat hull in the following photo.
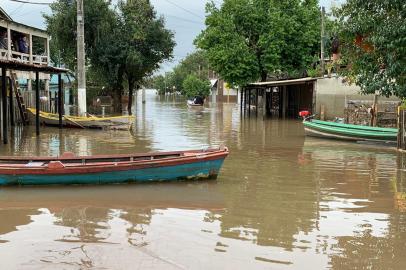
[0,148,228,186]
[303,119,397,143]
[187,100,203,108]
[0,159,224,186]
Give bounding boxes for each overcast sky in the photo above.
[1,0,343,72]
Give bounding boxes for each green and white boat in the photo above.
[303,119,398,143]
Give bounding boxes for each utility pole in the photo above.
[320,6,325,77]
[77,0,87,115]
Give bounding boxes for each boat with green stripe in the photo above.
[303,119,398,143]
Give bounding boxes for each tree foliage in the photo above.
[152,75,167,95]
[44,0,115,69]
[152,50,209,95]
[195,0,320,86]
[182,74,211,98]
[44,0,175,112]
[334,0,406,98]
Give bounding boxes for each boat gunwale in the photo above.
[0,148,225,161]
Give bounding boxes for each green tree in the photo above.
[152,75,167,95]
[195,0,320,86]
[182,74,211,98]
[151,50,209,95]
[118,0,175,114]
[44,0,116,70]
[45,0,175,113]
[334,0,406,98]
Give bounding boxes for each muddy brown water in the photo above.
[0,91,405,269]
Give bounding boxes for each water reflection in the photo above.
[0,91,405,269]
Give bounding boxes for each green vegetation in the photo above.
[152,75,168,95]
[195,0,320,86]
[152,50,209,95]
[44,0,175,112]
[182,74,211,98]
[334,0,406,98]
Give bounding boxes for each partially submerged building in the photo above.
[242,76,399,126]
[0,6,69,144]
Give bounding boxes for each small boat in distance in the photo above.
[187,100,204,108]
[27,108,134,130]
[0,147,229,186]
[303,118,397,143]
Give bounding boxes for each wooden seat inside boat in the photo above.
[25,162,45,167]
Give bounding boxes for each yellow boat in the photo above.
[27,108,134,130]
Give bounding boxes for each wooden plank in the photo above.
[35,71,39,136]
[2,67,8,144]
[58,74,63,128]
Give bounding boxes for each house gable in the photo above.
[0,6,12,21]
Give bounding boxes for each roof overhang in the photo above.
[247,77,317,88]
[0,6,12,22]
[0,20,48,38]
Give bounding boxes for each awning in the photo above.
[247,77,316,88]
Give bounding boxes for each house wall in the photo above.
[315,77,400,120]
[216,80,238,103]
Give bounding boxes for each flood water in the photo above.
[0,91,406,269]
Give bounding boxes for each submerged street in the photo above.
[0,91,405,269]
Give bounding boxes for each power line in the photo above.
[162,0,204,20]
[8,0,52,5]
[164,14,203,25]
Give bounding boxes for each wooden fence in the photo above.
[21,90,62,114]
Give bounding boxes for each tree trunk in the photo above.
[127,78,134,115]
[112,87,123,114]
[112,67,124,114]
[260,71,267,82]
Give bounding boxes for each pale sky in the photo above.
[1,0,343,72]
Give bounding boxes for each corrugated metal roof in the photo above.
[248,77,316,87]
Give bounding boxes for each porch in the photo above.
[241,77,317,119]
[0,20,49,67]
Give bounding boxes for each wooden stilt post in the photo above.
[9,78,14,126]
[54,92,57,114]
[243,88,246,116]
[35,71,40,136]
[248,89,251,117]
[58,74,63,128]
[2,67,8,144]
[282,85,287,118]
[49,91,52,113]
[263,89,267,119]
[240,87,243,114]
[256,88,259,117]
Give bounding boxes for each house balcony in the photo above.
[0,20,50,66]
[0,49,48,65]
